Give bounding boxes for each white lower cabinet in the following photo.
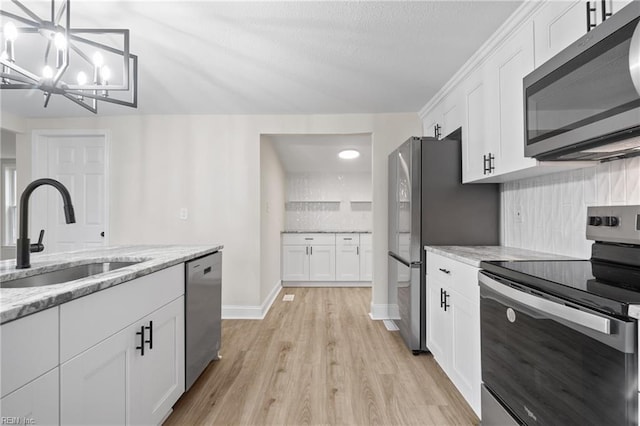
[0,306,59,425]
[359,234,373,281]
[61,297,184,425]
[0,368,59,426]
[282,233,371,283]
[308,244,336,281]
[281,245,310,281]
[426,251,481,417]
[335,245,359,280]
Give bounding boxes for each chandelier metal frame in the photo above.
[0,0,137,113]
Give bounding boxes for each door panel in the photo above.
[309,245,335,281]
[131,298,185,425]
[282,246,309,281]
[60,326,130,425]
[335,245,359,281]
[34,133,108,254]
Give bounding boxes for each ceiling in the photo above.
[267,134,372,173]
[0,1,522,118]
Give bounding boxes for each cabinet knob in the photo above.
[438,268,451,275]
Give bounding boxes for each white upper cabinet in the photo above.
[422,87,463,140]
[535,0,635,66]
[422,0,604,184]
[462,66,491,183]
[486,21,537,177]
[534,0,591,67]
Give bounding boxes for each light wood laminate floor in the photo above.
[165,287,478,426]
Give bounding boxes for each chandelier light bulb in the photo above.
[101,66,111,82]
[42,65,53,79]
[3,22,18,41]
[54,32,67,49]
[76,71,87,85]
[92,52,104,67]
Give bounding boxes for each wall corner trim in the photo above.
[369,303,393,320]
[222,280,282,320]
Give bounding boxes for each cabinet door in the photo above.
[309,245,336,281]
[359,244,373,281]
[462,67,491,182]
[282,245,310,281]
[490,21,536,175]
[449,288,481,417]
[426,279,451,366]
[0,368,59,426]
[335,245,360,281]
[534,0,588,67]
[61,323,133,425]
[130,297,185,425]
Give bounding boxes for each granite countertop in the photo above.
[0,244,223,325]
[424,245,577,268]
[282,231,371,234]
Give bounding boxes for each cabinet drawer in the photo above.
[282,233,335,245]
[60,264,184,363]
[359,233,372,246]
[336,234,360,246]
[426,252,479,296]
[1,307,59,398]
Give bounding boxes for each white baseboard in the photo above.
[368,303,400,320]
[283,281,371,288]
[222,280,282,320]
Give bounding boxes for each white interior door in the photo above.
[32,131,108,254]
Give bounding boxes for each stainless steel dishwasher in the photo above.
[185,251,222,391]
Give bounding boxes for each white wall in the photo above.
[21,113,421,315]
[285,172,372,231]
[502,156,640,258]
[1,130,17,260]
[260,136,286,306]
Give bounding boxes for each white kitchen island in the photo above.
[0,244,222,426]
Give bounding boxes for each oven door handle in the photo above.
[480,273,611,335]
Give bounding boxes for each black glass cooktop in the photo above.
[481,259,640,317]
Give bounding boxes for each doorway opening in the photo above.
[259,133,373,300]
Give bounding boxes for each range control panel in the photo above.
[586,205,640,244]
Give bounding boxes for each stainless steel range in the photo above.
[480,205,640,425]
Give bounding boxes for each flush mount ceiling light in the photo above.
[338,149,360,160]
[0,0,137,113]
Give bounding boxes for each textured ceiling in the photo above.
[0,1,522,118]
[268,134,372,173]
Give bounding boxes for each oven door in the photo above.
[480,272,637,426]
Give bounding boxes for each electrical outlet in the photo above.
[514,205,524,223]
[179,208,188,220]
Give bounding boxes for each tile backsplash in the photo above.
[501,156,640,258]
[285,172,372,231]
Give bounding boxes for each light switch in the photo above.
[179,208,188,220]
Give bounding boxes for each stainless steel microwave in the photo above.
[523,1,640,161]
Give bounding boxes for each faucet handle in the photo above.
[29,229,45,253]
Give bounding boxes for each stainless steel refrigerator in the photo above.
[388,132,499,353]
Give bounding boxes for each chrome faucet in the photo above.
[16,178,76,269]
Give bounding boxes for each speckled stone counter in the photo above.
[0,245,222,324]
[424,245,577,268]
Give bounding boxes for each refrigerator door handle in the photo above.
[388,251,411,267]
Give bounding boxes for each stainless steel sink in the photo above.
[1,262,140,289]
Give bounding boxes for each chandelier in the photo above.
[0,0,137,113]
